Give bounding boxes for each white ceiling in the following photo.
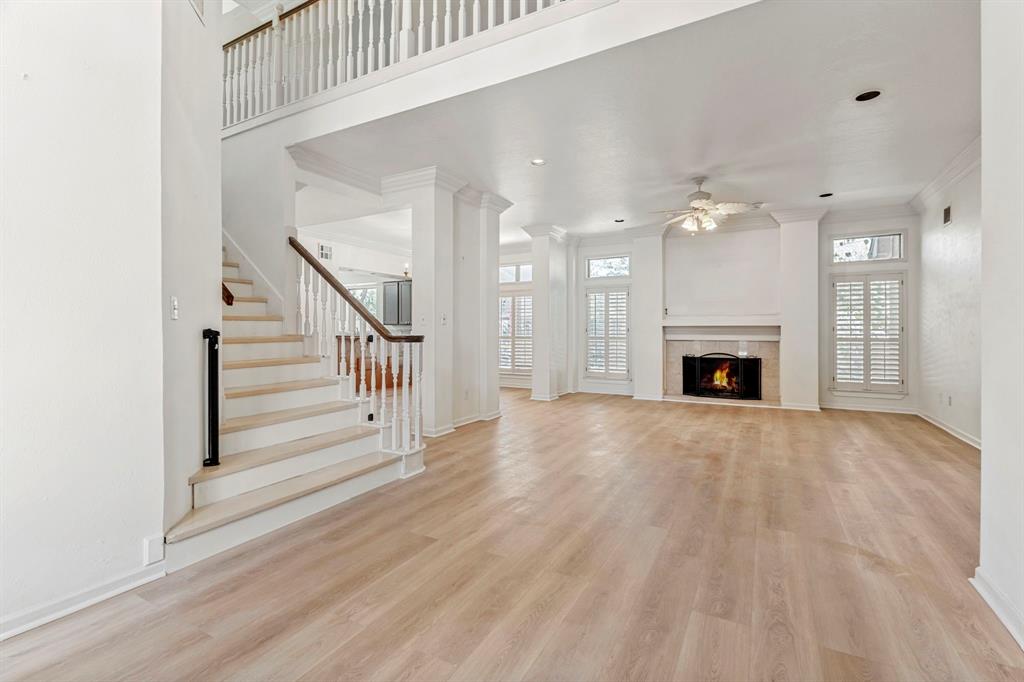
[295,0,980,245]
[296,194,413,252]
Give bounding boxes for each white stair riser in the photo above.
[220,408,359,454]
[224,319,283,336]
[223,341,305,362]
[223,265,239,277]
[223,281,254,297]
[223,360,323,388]
[194,433,381,507]
[224,382,341,418]
[222,300,267,315]
[166,460,402,571]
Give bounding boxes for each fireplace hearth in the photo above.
[682,353,762,400]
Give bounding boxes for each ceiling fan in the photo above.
[656,177,763,232]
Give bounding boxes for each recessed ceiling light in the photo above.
[530,158,547,167]
[614,218,625,223]
[855,90,881,102]
[819,192,833,198]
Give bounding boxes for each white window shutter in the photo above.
[868,279,902,386]
[832,274,904,392]
[834,280,865,385]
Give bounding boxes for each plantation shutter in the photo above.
[513,296,533,370]
[586,289,629,377]
[498,296,513,370]
[832,275,904,392]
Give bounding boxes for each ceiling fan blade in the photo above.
[714,202,762,215]
[651,209,690,215]
[662,213,692,226]
[689,199,717,211]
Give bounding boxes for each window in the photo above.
[318,243,333,260]
[832,233,903,263]
[832,274,905,392]
[499,264,532,283]
[587,255,630,279]
[585,289,629,378]
[499,295,532,372]
[349,285,378,317]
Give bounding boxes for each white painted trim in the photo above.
[1,563,166,641]
[662,395,787,410]
[530,393,560,401]
[381,166,467,194]
[911,136,982,211]
[422,424,455,437]
[819,401,918,414]
[632,394,664,402]
[770,208,829,224]
[499,373,531,389]
[971,567,1024,652]
[662,314,782,327]
[822,204,919,225]
[299,223,413,259]
[289,146,381,195]
[917,412,982,449]
[521,224,568,240]
[479,410,502,421]
[780,402,822,412]
[222,228,285,308]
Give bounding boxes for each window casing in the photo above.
[832,273,906,393]
[585,288,629,378]
[499,295,532,373]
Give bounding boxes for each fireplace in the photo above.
[682,353,762,400]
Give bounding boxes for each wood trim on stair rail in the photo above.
[222,283,234,306]
[223,0,320,49]
[288,236,424,343]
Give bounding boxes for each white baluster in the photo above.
[390,0,400,64]
[349,319,357,399]
[320,279,329,356]
[304,262,313,335]
[308,7,318,95]
[256,32,265,113]
[487,0,494,29]
[293,13,303,99]
[458,0,466,39]
[416,0,426,55]
[236,42,246,121]
[284,16,293,101]
[432,0,440,49]
[325,0,335,88]
[380,339,388,429]
[228,45,237,124]
[222,49,230,126]
[391,342,399,451]
[473,0,481,34]
[503,0,510,25]
[413,342,422,449]
[359,319,367,402]
[369,333,378,421]
[248,37,257,118]
[357,0,366,76]
[379,0,388,68]
[347,0,356,80]
[312,274,322,350]
[295,254,304,334]
[519,0,526,19]
[402,342,411,451]
[317,1,327,92]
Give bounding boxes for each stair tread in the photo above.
[190,425,379,484]
[223,261,240,268]
[167,451,399,542]
[220,400,357,434]
[223,277,253,285]
[223,356,320,370]
[223,335,303,344]
[224,314,284,321]
[229,296,268,303]
[225,377,339,399]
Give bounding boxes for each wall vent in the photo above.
[318,243,333,260]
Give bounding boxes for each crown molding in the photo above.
[821,203,918,225]
[288,146,380,195]
[381,166,467,195]
[911,135,981,212]
[521,224,567,241]
[770,208,828,224]
[624,223,670,239]
[480,192,513,214]
[298,224,412,258]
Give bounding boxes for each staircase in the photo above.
[165,245,425,570]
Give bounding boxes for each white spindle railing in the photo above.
[224,0,572,127]
[290,237,424,454]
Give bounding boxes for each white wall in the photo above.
[916,149,981,444]
[161,0,224,533]
[818,207,920,414]
[296,230,410,283]
[629,228,666,400]
[975,0,1024,651]
[1,0,165,637]
[664,228,780,318]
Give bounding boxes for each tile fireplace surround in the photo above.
[665,340,781,402]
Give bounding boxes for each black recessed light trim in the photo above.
[855,90,881,102]
[819,193,833,198]
[614,218,625,223]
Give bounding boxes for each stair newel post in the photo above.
[414,342,422,449]
[519,0,526,19]
[391,342,400,451]
[402,342,412,451]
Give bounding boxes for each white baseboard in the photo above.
[662,395,787,410]
[479,410,502,421]
[971,567,1024,651]
[1,563,166,641]
[632,394,664,402]
[422,424,455,438]
[780,402,821,412]
[221,228,284,311]
[917,412,981,449]
[820,401,918,414]
[531,393,559,401]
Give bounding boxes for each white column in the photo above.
[772,208,826,411]
[479,192,512,419]
[627,224,668,401]
[975,0,1024,651]
[523,224,567,401]
[382,167,466,437]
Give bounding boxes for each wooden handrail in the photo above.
[223,0,319,49]
[288,237,424,343]
[222,283,234,306]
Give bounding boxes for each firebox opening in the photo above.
[683,353,762,400]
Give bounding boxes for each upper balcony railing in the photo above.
[223,0,571,127]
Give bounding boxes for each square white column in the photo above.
[523,224,568,401]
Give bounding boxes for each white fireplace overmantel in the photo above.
[661,314,782,327]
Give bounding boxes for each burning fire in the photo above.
[711,362,737,391]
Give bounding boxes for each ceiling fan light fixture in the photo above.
[682,215,699,231]
[530,158,547,167]
[700,214,717,230]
